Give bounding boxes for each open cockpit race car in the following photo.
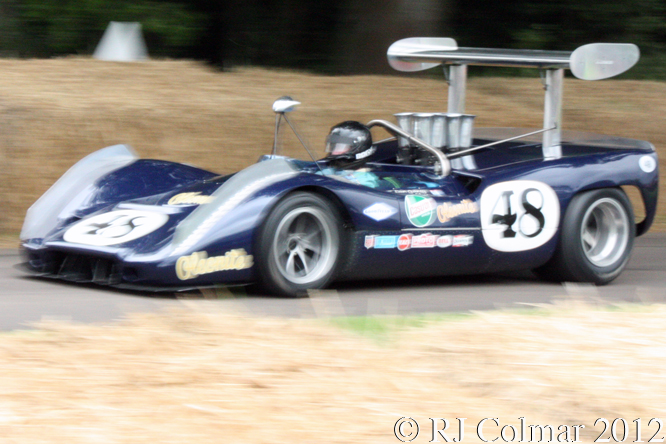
[19,38,658,297]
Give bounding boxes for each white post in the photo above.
[447,64,467,113]
[447,64,475,169]
[542,69,563,159]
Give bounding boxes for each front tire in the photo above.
[534,188,635,285]
[256,192,344,296]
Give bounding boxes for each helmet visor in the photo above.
[326,143,351,155]
[325,133,358,155]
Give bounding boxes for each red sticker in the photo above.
[397,234,412,251]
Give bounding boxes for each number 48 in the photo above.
[491,188,545,238]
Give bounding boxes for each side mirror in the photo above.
[269,96,321,172]
[272,96,301,113]
[271,96,301,156]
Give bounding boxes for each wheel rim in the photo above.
[272,207,336,285]
[580,198,630,268]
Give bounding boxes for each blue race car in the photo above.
[19,38,659,296]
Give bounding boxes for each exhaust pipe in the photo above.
[394,112,476,168]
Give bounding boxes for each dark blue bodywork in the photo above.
[20,132,659,291]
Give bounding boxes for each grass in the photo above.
[328,301,656,342]
[328,313,472,342]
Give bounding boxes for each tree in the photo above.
[17,0,204,57]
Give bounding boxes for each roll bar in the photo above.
[366,119,451,176]
[367,120,559,177]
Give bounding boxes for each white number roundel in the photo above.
[64,209,169,246]
[480,180,560,252]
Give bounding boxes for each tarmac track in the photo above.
[1,233,665,331]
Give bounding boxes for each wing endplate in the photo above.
[570,43,640,80]
[387,37,458,72]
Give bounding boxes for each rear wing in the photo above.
[387,37,640,159]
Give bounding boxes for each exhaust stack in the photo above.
[394,112,476,169]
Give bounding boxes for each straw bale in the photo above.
[0,58,664,236]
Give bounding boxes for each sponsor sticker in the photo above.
[390,189,435,196]
[639,155,657,173]
[411,233,439,248]
[376,236,398,248]
[168,192,215,205]
[453,234,474,247]
[436,235,453,248]
[364,235,398,249]
[355,146,376,159]
[404,195,437,227]
[365,233,473,251]
[397,234,412,251]
[363,203,398,221]
[437,199,479,223]
[176,249,253,280]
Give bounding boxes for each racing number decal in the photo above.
[63,209,169,247]
[519,189,546,238]
[491,188,545,239]
[491,191,518,238]
[480,181,559,252]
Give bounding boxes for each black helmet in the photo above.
[325,121,374,169]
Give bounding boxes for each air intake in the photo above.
[394,112,476,168]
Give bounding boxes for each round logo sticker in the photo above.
[639,156,657,173]
[436,235,453,248]
[64,209,169,246]
[397,234,412,251]
[404,195,437,227]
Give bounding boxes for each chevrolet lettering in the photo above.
[176,250,254,281]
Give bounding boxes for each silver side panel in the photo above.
[170,158,298,256]
[21,144,138,241]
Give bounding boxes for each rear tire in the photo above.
[256,192,344,297]
[534,188,634,285]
